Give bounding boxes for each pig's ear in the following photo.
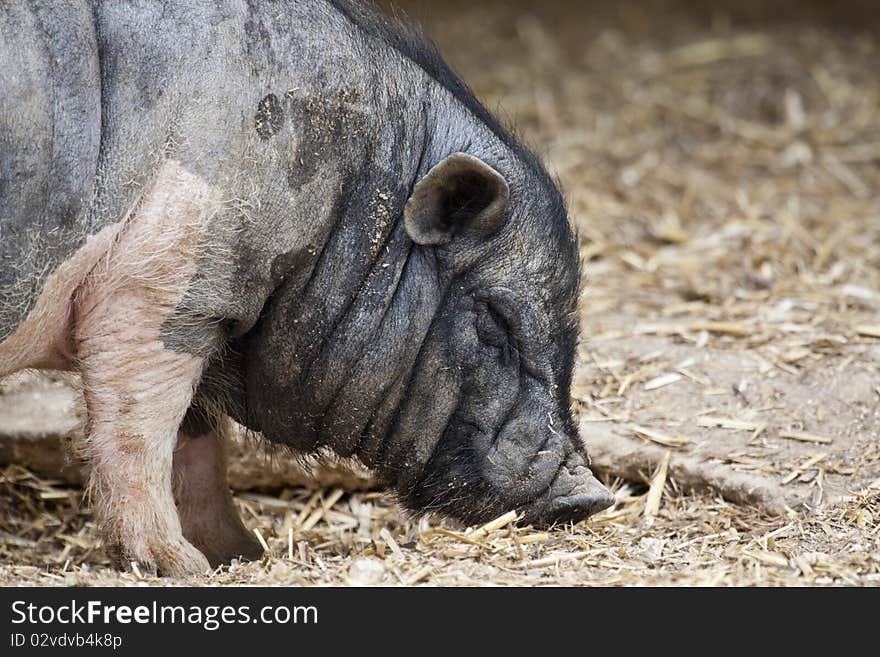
[404,152,510,246]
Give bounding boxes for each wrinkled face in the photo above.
[394,154,614,526]
[396,282,613,526]
[240,151,613,529]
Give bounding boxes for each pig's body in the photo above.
[0,0,613,577]
[2,0,421,351]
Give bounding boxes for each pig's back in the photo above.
[0,1,101,341]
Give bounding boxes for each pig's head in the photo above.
[239,147,613,528]
[390,151,614,526]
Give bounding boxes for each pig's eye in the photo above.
[475,302,510,349]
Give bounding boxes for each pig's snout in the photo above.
[522,451,615,527]
[542,470,615,525]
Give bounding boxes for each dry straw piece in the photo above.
[644,451,672,518]
[855,326,880,339]
[633,425,692,448]
[778,431,834,445]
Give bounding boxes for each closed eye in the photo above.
[473,289,548,381]
[475,301,509,347]
[475,301,521,367]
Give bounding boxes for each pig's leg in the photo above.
[74,161,223,577]
[77,312,210,577]
[173,409,263,566]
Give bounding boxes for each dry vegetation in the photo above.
[1,0,879,585]
[1,464,878,586]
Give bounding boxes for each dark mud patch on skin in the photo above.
[255,93,284,139]
[285,89,367,189]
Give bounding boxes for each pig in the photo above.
[0,0,614,576]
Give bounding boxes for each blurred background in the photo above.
[390,1,880,314]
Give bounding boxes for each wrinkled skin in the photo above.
[237,145,614,525]
[0,0,611,574]
[232,2,615,525]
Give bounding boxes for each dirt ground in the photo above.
[2,0,879,586]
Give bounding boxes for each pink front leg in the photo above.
[73,160,225,577]
[78,320,209,576]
